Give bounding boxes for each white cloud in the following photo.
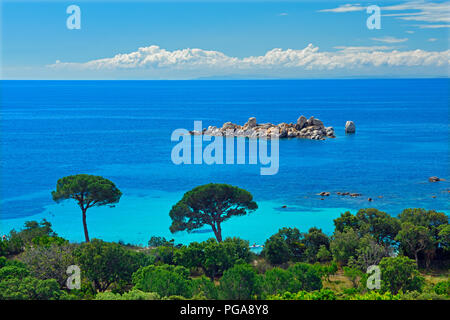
[278,13,288,16]
[333,46,397,51]
[405,30,415,33]
[371,36,409,43]
[381,1,450,23]
[54,46,239,70]
[428,38,438,42]
[318,4,365,13]
[414,24,450,28]
[320,1,450,29]
[48,44,450,77]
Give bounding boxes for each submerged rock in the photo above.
[350,193,361,197]
[337,192,362,197]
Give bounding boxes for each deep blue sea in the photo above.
[1,79,449,246]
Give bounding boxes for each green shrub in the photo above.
[433,280,450,296]
[400,290,448,300]
[31,235,68,247]
[74,239,151,292]
[219,263,261,300]
[20,244,75,288]
[132,264,192,298]
[287,263,323,292]
[174,237,251,280]
[0,265,30,281]
[191,276,218,300]
[0,277,64,300]
[164,295,187,300]
[0,257,27,269]
[1,220,58,256]
[344,291,402,300]
[95,289,160,300]
[379,256,425,294]
[343,266,364,288]
[262,267,291,296]
[268,289,337,300]
[148,236,172,247]
[0,239,8,257]
[316,245,332,262]
[262,228,305,265]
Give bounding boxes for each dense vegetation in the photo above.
[0,180,448,300]
[1,207,448,300]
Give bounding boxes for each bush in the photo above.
[155,246,176,265]
[95,289,160,300]
[0,277,64,300]
[174,237,251,280]
[287,263,323,292]
[268,289,337,300]
[148,236,172,247]
[2,231,24,256]
[0,239,8,257]
[344,291,402,300]
[191,276,218,300]
[343,266,363,288]
[262,235,291,265]
[263,267,292,297]
[330,228,360,266]
[31,235,68,247]
[433,280,450,296]
[302,228,330,263]
[379,256,425,294]
[0,257,7,268]
[316,245,332,262]
[400,290,448,300]
[262,228,305,265]
[74,239,152,292]
[132,264,192,298]
[319,262,338,282]
[21,244,76,288]
[0,265,30,281]
[0,256,27,269]
[219,263,261,300]
[164,295,187,300]
[1,220,58,256]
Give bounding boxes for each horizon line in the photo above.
[1,76,449,81]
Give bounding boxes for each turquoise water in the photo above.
[1,80,449,245]
[1,191,349,246]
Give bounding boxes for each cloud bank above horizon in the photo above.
[47,44,450,79]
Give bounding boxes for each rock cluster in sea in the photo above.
[190,116,336,140]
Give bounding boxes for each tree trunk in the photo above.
[414,252,419,267]
[82,208,90,242]
[216,222,223,242]
[211,223,223,243]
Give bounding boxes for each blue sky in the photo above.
[1,0,449,79]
